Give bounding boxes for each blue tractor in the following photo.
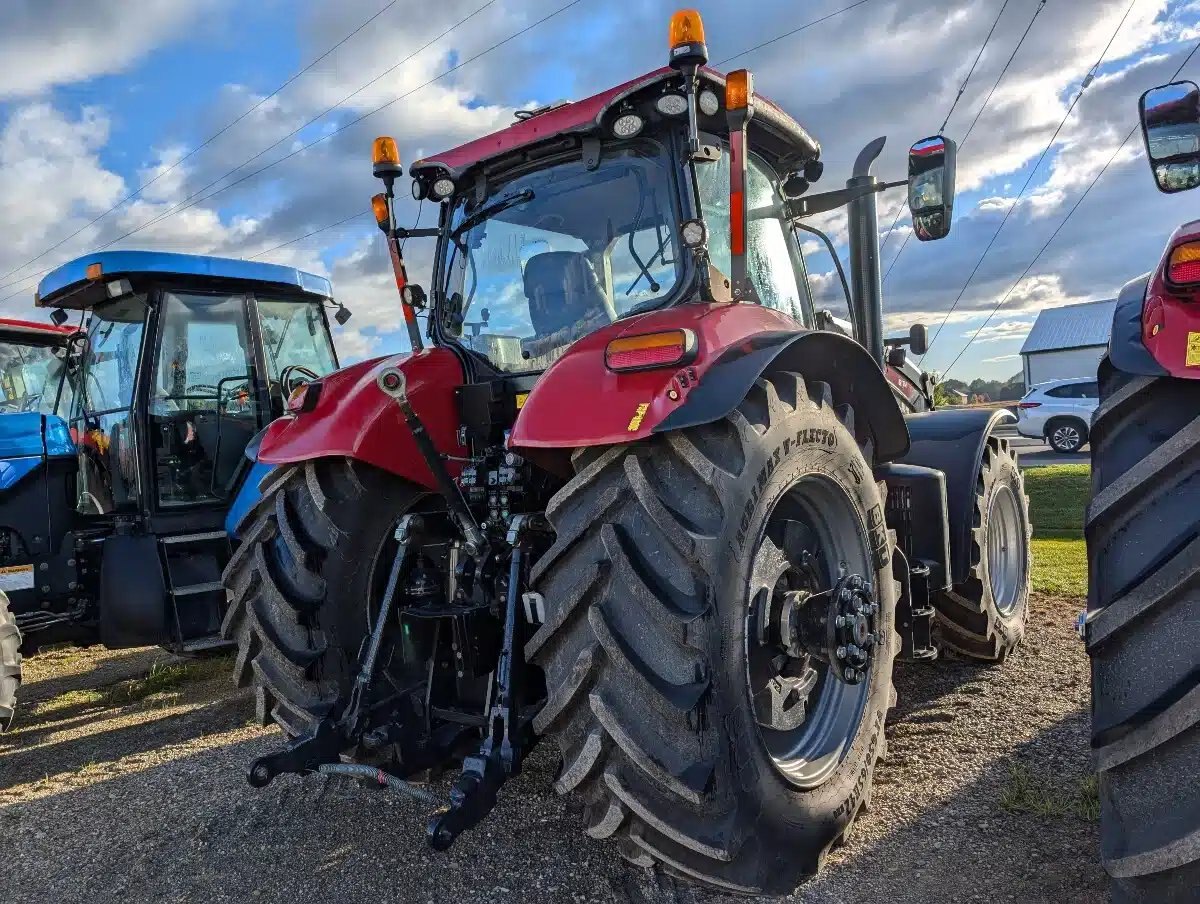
[0,250,348,730]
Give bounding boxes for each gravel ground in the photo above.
[0,594,1104,903]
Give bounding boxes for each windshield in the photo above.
[0,339,70,415]
[440,142,682,372]
[257,298,338,380]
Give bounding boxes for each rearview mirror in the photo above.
[907,135,957,241]
[1139,81,1200,193]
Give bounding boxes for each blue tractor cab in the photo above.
[18,250,347,658]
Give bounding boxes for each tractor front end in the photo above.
[227,9,1029,895]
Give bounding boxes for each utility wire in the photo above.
[880,0,1013,258]
[0,0,405,290]
[918,0,1138,362]
[883,0,1045,275]
[940,36,1200,378]
[0,0,577,307]
[110,0,504,254]
[247,211,371,260]
[716,0,877,65]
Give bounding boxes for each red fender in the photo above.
[257,347,468,489]
[1140,219,1200,378]
[509,303,800,450]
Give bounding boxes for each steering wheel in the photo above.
[279,365,319,397]
[184,383,220,397]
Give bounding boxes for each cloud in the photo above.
[0,0,220,98]
[966,319,1036,343]
[0,0,1196,380]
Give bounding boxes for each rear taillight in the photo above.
[605,329,697,372]
[1168,241,1200,286]
[1018,401,1041,409]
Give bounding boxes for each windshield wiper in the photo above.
[451,189,535,240]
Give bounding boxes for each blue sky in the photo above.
[1,0,1198,381]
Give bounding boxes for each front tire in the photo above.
[0,590,20,732]
[1086,357,1200,902]
[530,373,897,894]
[933,435,1030,661]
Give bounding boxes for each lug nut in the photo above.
[836,645,847,660]
[845,667,857,682]
[834,615,846,628]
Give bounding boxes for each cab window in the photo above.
[257,299,338,381]
[696,150,814,325]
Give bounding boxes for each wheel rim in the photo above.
[1052,424,1080,450]
[743,475,873,790]
[987,484,1026,616]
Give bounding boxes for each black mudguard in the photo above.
[654,330,910,462]
[99,533,168,648]
[898,407,1014,585]
[1108,273,1167,377]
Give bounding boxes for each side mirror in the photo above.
[907,135,957,241]
[908,322,928,356]
[885,322,928,358]
[1139,81,1200,193]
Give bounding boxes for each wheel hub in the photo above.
[778,574,878,685]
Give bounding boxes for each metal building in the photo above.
[1019,298,1116,388]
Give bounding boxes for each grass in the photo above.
[1031,538,1088,598]
[1024,464,1090,539]
[31,654,234,718]
[999,762,1100,821]
[1024,463,1090,598]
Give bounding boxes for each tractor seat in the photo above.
[523,251,607,337]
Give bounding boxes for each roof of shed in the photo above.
[1019,298,1116,355]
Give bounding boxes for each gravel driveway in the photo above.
[0,594,1104,903]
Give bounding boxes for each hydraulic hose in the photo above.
[317,763,438,805]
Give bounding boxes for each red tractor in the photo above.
[224,11,1031,893]
[1085,78,1200,902]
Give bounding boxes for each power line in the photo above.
[918,0,1138,362]
[0,0,575,307]
[247,211,371,260]
[880,0,1014,258]
[959,0,1049,149]
[715,0,877,65]
[0,0,405,290]
[110,0,504,252]
[883,0,1045,276]
[941,35,1200,378]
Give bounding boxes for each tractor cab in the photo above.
[0,319,77,631]
[24,250,343,651]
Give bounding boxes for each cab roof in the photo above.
[36,250,333,311]
[0,317,74,344]
[410,66,820,184]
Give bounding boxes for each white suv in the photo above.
[1017,378,1099,453]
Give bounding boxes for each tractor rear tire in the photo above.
[530,373,898,895]
[933,436,1030,661]
[221,459,421,739]
[0,590,20,732]
[1086,357,1200,902]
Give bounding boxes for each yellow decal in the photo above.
[515,392,529,410]
[1188,332,1200,367]
[627,402,650,432]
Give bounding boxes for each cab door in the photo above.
[149,290,260,507]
